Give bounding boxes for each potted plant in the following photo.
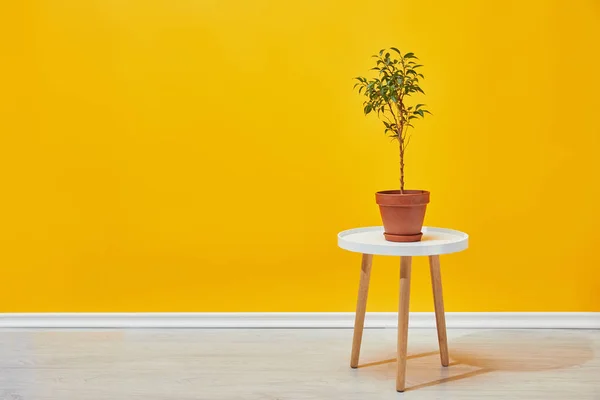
[354,48,431,242]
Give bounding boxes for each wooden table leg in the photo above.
[429,255,449,367]
[396,256,412,392]
[350,253,373,368]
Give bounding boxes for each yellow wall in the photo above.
[1,0,599,312]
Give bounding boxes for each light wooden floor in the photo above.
[0,328,598,399]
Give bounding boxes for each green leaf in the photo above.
[403,52,416,59]
[412,64,423,69]
[415,104,425,109]
[423,110,432,115]
[390,47,401,55]
[379,48,385,56]
[364,104,372,114]
[416,86,425,94]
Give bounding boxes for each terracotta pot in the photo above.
[375,190,430,242]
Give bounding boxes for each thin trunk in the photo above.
[399,125,405,193]
[397,99,405,194]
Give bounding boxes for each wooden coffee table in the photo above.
[338,226,469,392]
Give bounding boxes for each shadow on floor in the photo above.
[450,329,594,371]
[356,350,440,368]
[357,330,594,391]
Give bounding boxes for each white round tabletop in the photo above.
[338,226,468,256]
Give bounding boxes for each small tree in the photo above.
[354,48,431,193]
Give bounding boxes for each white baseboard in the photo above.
[0,312,598,329]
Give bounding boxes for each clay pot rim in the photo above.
[376,189,430,207]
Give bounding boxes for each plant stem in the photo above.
[399,124,405,193]
[398,59,407,193]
